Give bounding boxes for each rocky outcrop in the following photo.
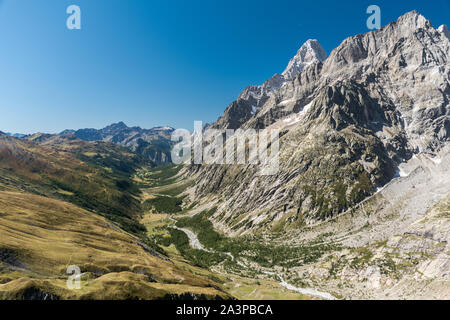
[162,293,225,300]
[22,287,60,301]
[289,151,450,299]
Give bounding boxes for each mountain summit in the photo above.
[180,11,450,299]
[190,9,450,230]
[282,39,327,80]
[212,39,328,129]
[438,24,450,40]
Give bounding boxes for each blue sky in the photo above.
[0,0,448,134]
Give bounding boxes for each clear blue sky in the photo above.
[0,0,448,134]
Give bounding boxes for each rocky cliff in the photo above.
[186,11,450,235]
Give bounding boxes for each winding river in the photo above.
[169,216,337,300]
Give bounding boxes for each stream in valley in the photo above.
[169,216,337,300]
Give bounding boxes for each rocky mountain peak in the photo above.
[438,24,450,40]
[152,126,175,132]
[211,39,328,130]
[65,122,174,164]
[107,121,128,130]
[282,39,327,80]
[396,10,427,26]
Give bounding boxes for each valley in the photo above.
[0,133,318,300]
[1,125,446,300]
[139,147,449,300]
[138,165,317,300]
[0,133,232,300]
[0,10,449,301]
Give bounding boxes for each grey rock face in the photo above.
[0,248,25,270]
[187,11,450,233]
[282,39,328,80]
[4,133,27,139]
[211,40,328,130]
[438,24,450,40]
[319,10,450,153]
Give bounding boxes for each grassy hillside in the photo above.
[0,133,230,299]
[0,191,229,299]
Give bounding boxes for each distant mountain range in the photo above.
[0,130,228,300]
[5,132,27,138]
[180,11,450,299]
[3,122,175,165]
[61,122,175,165]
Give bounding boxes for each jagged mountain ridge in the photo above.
[62,122,175,165]
[217,11,449,151]
[186,11,450,235]
[4,132,26,139]
[211,39,328,130]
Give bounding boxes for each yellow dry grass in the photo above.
[0,191,229,300]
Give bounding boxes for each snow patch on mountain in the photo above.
[298,101,313,116]
[438,24,450,40]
